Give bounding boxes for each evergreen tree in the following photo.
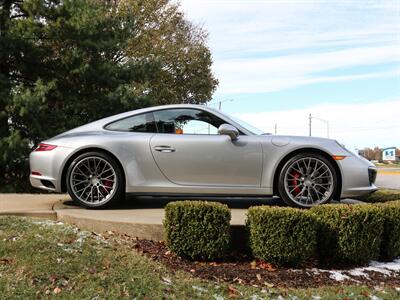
[0,0,217,191]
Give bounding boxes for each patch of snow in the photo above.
[329,271,350,281]
[192,285,208,293]
[310,268,320,274]
[213,294,224,300]
[369,259,400,272]
[307,258,400,281]
[312,296,321,300]
[75,237,85,247]
[348,269,370,278]
[370,296,381,300]
[32,220,64,226]
[74,231,91,247]
[161,277,172,286]
[363,266,391,276]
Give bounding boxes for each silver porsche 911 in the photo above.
[30,104,377,208]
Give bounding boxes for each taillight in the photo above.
[35,143,57,151]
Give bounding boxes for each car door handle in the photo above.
[153,145,176,153]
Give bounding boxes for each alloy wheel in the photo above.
[283,157,334,206]
[69,156,117,205]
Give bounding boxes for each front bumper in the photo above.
[29,146,75,192]
[338,156,378,198]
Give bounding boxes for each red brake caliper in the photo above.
[290,171,301,195]
[102,179,113,194]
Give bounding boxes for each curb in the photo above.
[0,210,57,220]
[53,201,165,241]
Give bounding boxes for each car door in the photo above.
[149,108,263,187]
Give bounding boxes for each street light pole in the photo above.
[309,113,312,136]
[309,114,330,138]
[218,98,234,111]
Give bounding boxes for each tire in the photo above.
[278,152,338,208]
[66,151,124,209]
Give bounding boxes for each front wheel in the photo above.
[278,153,338,208]
[66,152,124,209]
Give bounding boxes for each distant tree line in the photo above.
[0,0,218,191]
[359,147,400,162]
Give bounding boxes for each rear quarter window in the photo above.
[105,113,156,133]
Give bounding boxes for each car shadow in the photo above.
[63,195,285,210]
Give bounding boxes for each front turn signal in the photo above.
[332,155,346,161]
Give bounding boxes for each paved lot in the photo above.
[376,171,400,189]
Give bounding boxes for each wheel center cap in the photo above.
[90,177,100,185]
[304,179,313,187]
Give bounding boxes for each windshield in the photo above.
[226,114,264,135]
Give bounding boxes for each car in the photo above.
[29,104,377,209]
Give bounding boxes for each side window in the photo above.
[105,112,157,132]
[153,109,225,134]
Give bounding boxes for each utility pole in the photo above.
[309,113,312,136]
[274,124,277,135]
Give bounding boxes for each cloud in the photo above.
[179,0,399,94]
[214,46,400,93]
[234,99,400,149]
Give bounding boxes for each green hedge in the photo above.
[246,206,317,266]
[310,204,384,264]
[356,189,400,203]
[375,201,400,260]
[164,201,230,261]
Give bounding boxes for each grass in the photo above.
[0,216,399,299]
[375,163,400,168]
[355,189,400,203]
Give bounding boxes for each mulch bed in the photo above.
[114,235,400,288]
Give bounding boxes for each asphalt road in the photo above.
[376,172,400,189]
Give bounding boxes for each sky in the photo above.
[179,0,400,150]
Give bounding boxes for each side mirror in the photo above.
[218,124,239,141]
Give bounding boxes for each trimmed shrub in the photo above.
[375,201,400,260]
[246,206,317,266]
[164,201,230,261]
[310,204,384,264]
[356,189,400,203]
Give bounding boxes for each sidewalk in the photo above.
[0,194,67,220]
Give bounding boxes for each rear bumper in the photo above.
[29,175,58,192]
[29,146,75,192]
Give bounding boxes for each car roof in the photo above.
[57,104,255,136]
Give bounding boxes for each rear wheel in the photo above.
[66,151,124,208]
[278,153,338,208]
